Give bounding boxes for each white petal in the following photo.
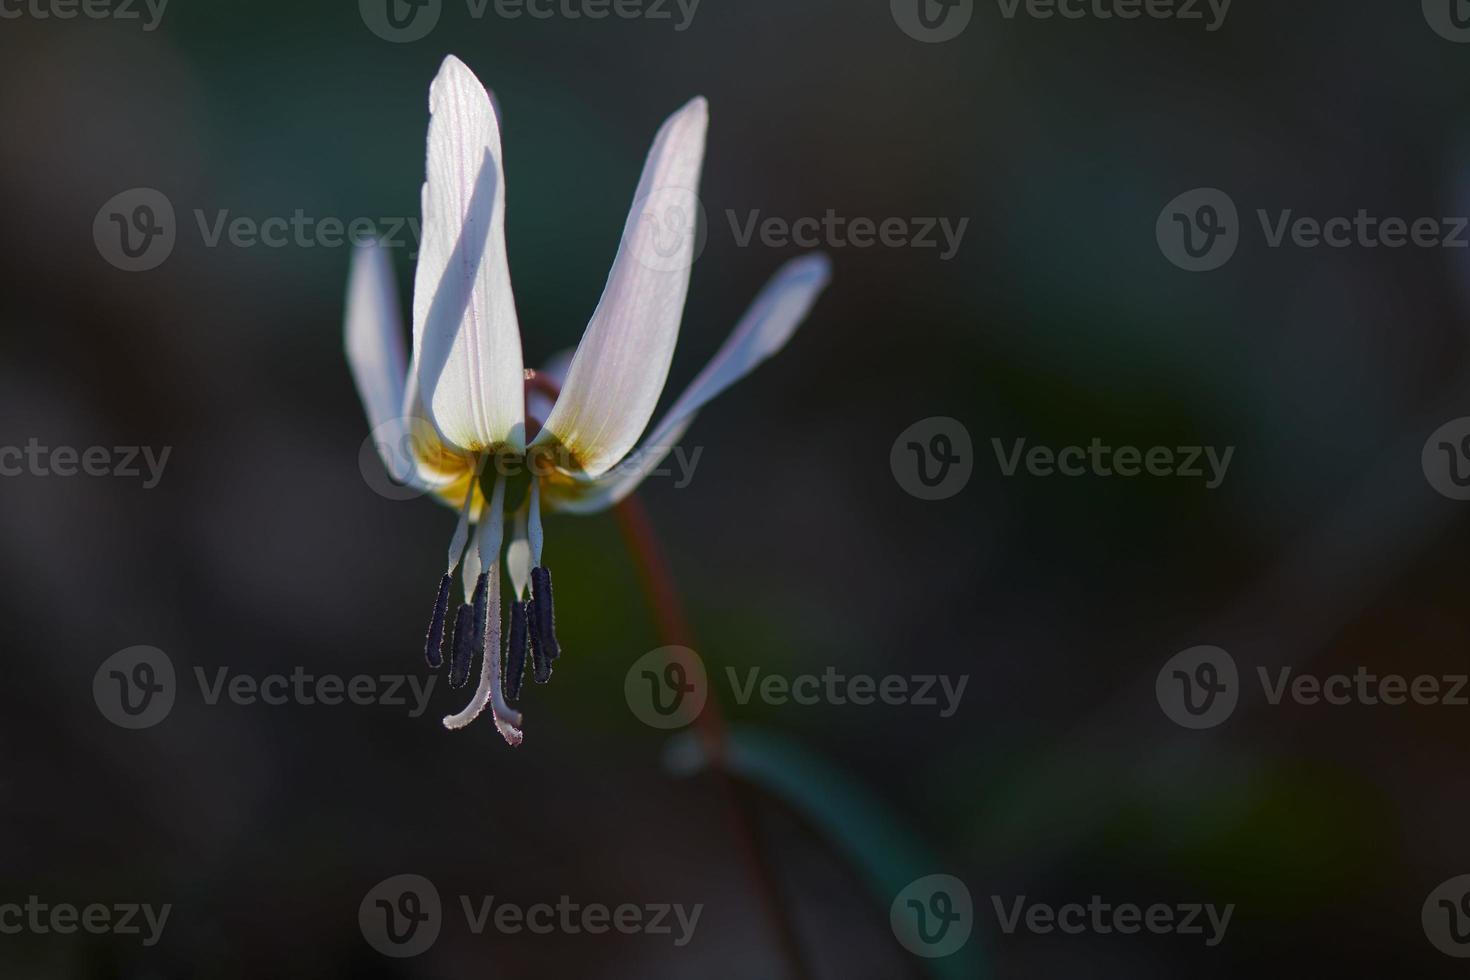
[548,253,832,514]
[346,241,405,433]
[533,96,709,477]
[346,241,435,490]
[412,55,525,454]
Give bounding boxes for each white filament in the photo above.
[444,467,477,572]
[528,476,544,567]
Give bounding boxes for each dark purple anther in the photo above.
[530,566,561,664]
[505,600,529,702]
[448,605,474,689]
[470,571,489,655]
[424,573,452,668]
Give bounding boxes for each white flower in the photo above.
[345,55,832,745]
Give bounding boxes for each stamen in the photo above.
[426,459,481,670]
[448,605,474,688]
[424,573,452,668]
[505,599,529,702]
[443,470,524,745]
[469,569,489,664]
[530,565,560,683]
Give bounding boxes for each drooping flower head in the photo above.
[346,55,831,745]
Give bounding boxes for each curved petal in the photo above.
[533,96,709,477]
[345,240,406,435]
[412,55,525,454]
[547,253,832,514]
[346,240,439,491]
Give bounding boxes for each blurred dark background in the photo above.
[3,0,1470,976]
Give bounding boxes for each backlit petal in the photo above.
[412,55,525,454]
[533,96,709,477]
[547,254,832,514]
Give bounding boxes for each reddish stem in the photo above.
[614,495,810,979]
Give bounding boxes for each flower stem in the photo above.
[614,495,811,980]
